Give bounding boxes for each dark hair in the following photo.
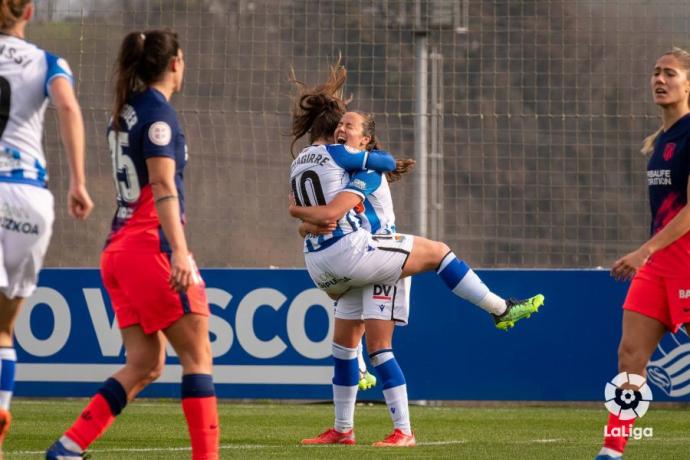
[0,0,29,30]
[112,29,180,130]
[289,60,348,157]
[350,110,415,183]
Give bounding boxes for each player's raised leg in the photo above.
[401,237,544,330]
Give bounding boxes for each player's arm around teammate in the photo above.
[597,48,690,460]
[0,0,93,449]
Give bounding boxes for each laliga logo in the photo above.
[604,372,653,420]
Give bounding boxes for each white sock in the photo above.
[333,384,357,432]
[59,435,83,453]
[478,291,507,315]
[331,343,358,432]
[597,447,622,457]
[383,385,412,435]
[356,342,367,374]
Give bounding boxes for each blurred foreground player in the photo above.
[0,0,93,451]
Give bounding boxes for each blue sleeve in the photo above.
[44,52,74,97]
[141,108,179,160]
[344,170,383,198]
[326,144,395,172]
[365,150,396,172]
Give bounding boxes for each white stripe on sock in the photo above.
[436,252,455,273]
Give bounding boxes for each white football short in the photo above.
[304,229,414,297]
[335,276,411,325]
[0,183,54,299]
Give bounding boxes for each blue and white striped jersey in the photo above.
[351,170,396,235]
[290,143,394,252]
[0,35,73,187]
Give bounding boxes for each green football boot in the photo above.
[493,294,545,331]
[358,370,377,391]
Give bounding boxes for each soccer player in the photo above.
[289,62,402,394]
[290,118,544,332]
[291,94,543,444]
[596,47,690,460]
[299,111,418,446]
[46,30,218,460]
[0,0,93,450]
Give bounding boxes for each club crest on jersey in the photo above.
[663,143,676,161]
[148,121,172,146]
[352,179,367,190]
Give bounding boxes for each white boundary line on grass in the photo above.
[10,444,270,456]
[16,364,333,384]
[8,438,690,456]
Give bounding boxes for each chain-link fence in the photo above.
[33,0,688,268]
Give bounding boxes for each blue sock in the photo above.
[370,349,411,434]
[436,251,505,314]
[0,348,16,410]
[332,343,358,432]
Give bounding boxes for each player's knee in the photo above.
[436,241,451,258]
[617,342,649,374]
[139,360,164,385]
[366,341,391,355]
[178,343,213,372]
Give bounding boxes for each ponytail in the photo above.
[289,59,348,157]
[386,158,416,183]
[0,0,29,31]
[112,32,146,131]
[112,29,179,131]
[640,127,662,156]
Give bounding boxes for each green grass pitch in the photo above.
[5,399,690,459]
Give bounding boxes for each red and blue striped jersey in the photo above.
[104,88,187,253]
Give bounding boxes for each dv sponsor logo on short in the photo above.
[679,289,690,300]
[372,284,392,301]
[603,372,654,439]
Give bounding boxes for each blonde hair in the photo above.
[641,47,690,155]
[0,0,29,31]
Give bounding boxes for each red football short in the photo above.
[101,251,209,334]
[623,262,690,333]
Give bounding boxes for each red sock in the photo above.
[603,413,635,453]
[65,394,116,450]
[182,396,219,460]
